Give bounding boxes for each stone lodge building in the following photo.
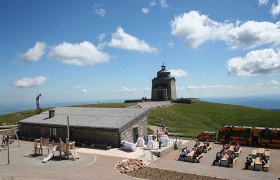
[18,107,149,147]
[151,63,177,101]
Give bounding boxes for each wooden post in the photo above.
[7,139,10,164]
[67,116,70,141]
[13,128,20,147]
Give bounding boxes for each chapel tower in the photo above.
[151,63,176,101]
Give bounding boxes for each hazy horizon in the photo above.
[1,94,280,116]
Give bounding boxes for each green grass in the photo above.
[0,108,51,125]
[148,101,280,137]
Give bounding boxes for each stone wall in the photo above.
[120,115,148,143]
[19,115,148,147]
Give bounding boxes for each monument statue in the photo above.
[36,94,42,114]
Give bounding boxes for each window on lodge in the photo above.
[229,130,240,137]
[270,132,280,140]
[50,127,57,137]
[239,130,250,138]
[260,130,270,140]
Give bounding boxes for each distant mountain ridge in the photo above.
[203,95,280,110]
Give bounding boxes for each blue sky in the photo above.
[1,0,280,105]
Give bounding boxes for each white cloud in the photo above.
[272,0,280,16]
[93,3,106,17]
[169,69,188,77]
[171,11,280,49]
[160,0,168,8]
[17,41,46,63]
[186,85,235,90]
[168,42,174,48]
[49,41,110,66]
[142,8,149,14]
[113,86,150,93]
[98,33,105,42]
[227,48,280,76]
[268,80,280,85]
[80,89,87,94]
[97,33,106,49]
[0,93,4,96]
[259,0,269,5]
[74,85,83,89]
[12,76,47,88]
[149,0,156,7]
[108,27,158,53]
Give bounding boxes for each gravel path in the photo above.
[149,140,280,180]
[137,101,173,109]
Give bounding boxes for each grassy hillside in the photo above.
[148,101,280,137]
[0,108,51,125]
[1,101,279,137]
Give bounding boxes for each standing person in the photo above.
[158,137,162,149]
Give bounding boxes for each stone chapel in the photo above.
[151,63,177,101]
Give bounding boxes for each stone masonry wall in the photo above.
[120,115,148,143]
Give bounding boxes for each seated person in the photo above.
[228,154,234,166]
[195,148,201,156]
[185,147,190,154]
[206,140,210,147]
[245,154,253,168]
[245,157,252,169]
[234,143,240,152]
[261,154,268,166]
[180,148,187,158]
[222,145,228,153]
[213,152,222,165]
[194,140,200,147]
[2,135,8,146]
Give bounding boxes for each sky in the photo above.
[1,0,280,105]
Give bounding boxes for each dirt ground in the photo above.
[1,140,280,180]
[149,140,280,180]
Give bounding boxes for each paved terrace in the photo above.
[1,139,279,179]
[0,138,184,179]
[150,140,280,180]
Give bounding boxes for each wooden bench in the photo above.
[257,148,265,157]
[203,145,212,153]
[263,161,269,172]
[185,151,194,162]
[34,138,50,155]
[220,156,228,167]
[178,156,186,161]
[193,154,203,163]
[264,149,270,158]
[213,160,220,166]
[254,157,262,171]
[251,148,257,158]
[248,159,255,170]
[228,157,237,167]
